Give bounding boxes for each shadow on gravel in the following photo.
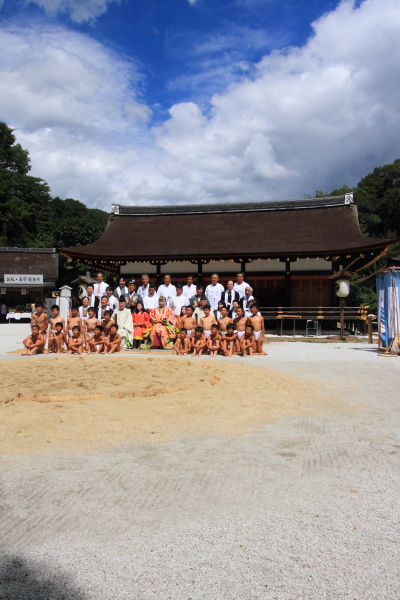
[0,556,87,600]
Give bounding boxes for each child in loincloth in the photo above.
[200,304,216,338]
[174,328,191,355]
[207,324,221,356]
[247,304,265,353]
[181,305,197,340]
[191,326,207,356]
[48,305,65,353]
[52,322,67,354]
[220,324,237,357]
[105,324,121,354]
[67,326,83,354]
[87,325,106,355]
[217,306,232,337]
[67,307,81,343]
[30,302,49,338]
[233,306,247,353]
[84,307,100,351]
[22,325,45,356]
[240,325,255,357]
[101,310,114,339]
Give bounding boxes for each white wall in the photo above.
[291,259,332,272]
[246,259,286,272]
[120,262,157,274]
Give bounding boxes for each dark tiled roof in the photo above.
[112,195,352,216]
[60,199,390,262]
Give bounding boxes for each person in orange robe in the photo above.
[141,296,177,350]
[132,301,150,349]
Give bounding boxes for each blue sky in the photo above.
[0,0,399,208]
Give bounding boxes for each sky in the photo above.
[0,0,400,209]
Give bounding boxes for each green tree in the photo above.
[0,122,52,246]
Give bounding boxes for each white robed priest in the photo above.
[112,296,133,348]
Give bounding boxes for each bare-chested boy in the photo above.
[220,324,237,357]
[87,325,106,355]
[67,326,83,354]
[101,310,114,338]
[84,307,100,351]
[181,305,197,340]
[247,303,265,353]
[105,324,121,354]
[174,328,191,355]
[233,306,247,352]
[207,324,221,356]
[218,305,233,337]
[191,326,207,356]
[30,302,48,337]
[240,325,255,357]
[200,304,216,338]
[67,307,81,342]
[52,322,67,354]
[48,305,65,353]
[22,324,45,356]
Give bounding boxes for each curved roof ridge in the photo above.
[111,194,353,216]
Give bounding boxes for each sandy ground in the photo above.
[1,323,400,599]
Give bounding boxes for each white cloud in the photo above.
[1,0,400,210]
[25,0,118,23]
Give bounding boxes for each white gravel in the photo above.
[1,325,400,599]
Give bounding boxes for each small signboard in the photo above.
[1,288,5,294]
[21,288,27,295]
[4,274,43,285]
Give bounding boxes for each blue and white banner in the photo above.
[376,270,400,348]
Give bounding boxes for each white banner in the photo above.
[4,274,43,284]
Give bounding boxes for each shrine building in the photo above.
[60,194,392,308]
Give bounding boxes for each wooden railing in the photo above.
[259,306,369,336]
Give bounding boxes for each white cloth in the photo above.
[86,294,96,307]
[97,306,110,320]
[205,283,225,311]
[233,281,250,299]
[138,284,150,298]
[157,283,176,307]
[193,307,205,323]
[183,284,197,299]
[236,330,245,339]
[93,281,108,298]
[112,308,133,345]
[242,295,255,316]
[204,330,211,337]
[143,293,159,310]
[79,306,89,320]
[106,296,118,310]
[254,331,261,341]
[170,294,189,316]
[114,286,128,299]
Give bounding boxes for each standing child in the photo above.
[240,325,255,357]
[233,306,247,352]
[87,325,106,355]
[48,305,65,353]
[30,302,48,337]
[101,310,114,338]
[247,304,265,353]
[207,324,221,356]
[22,324,45,356]
[67,307,81,342]
[67,326,83,354]
[132,301,150,349]
[200,304,217,337]
[173,328,191,355]
[181,305,197,340]
[105,323,121,354]
[191,326,207,356]
[217,306,232,336]
[220,324,237,357]
[84,307,100,351]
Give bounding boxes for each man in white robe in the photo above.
[112,297,133,348]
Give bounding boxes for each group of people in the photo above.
[22,271,264,356]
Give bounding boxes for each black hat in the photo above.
[129,279,135,284]
[119,295,126,302]
[176,283,183,289]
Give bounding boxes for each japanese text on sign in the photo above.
[4,274,43,284]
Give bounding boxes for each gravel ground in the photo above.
[1,325,400,599]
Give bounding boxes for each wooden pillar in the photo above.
[197,260,203,285]
[285,259,291,307]
[339,297,345,340]
[156,263,161,287]
[240,260,246,274]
